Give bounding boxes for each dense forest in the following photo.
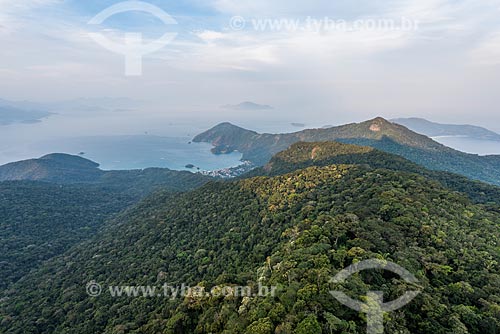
[0,171,210,291]
[1,142,499,333]
[0,181,135,289]
[248,141,500,205]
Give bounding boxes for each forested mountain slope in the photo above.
[0,153,104,183]
[0,171,211,290]
[194,117,500,185]
[245,141,500,205]
[0,181,134,289]
[2,143,499,333]
[0,154,211,196]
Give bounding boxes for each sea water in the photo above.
[32,135,244,171]
[0,110,246,170]
[432,136,500,156]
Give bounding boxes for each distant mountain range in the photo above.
[194,117,500,185]
[392,117,500,141]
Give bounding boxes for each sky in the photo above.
[1,0,500,128]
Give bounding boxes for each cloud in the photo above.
[0,0,500,127]
[181,1,451,73]
[196,30,226,42]
[1,0,59,6]
[207,0,390,16]
[0,0,62,32]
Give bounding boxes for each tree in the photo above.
[295,315,322,334]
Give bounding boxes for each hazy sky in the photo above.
[1,0,500,127]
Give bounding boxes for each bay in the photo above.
[30,135,243,171]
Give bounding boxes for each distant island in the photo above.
[221,101,273,111]
[0,104,53,125]
[392,117,500,141]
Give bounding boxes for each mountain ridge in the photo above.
[193,117,450,165]
[244,141,500,205]
[194,117,500,185]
